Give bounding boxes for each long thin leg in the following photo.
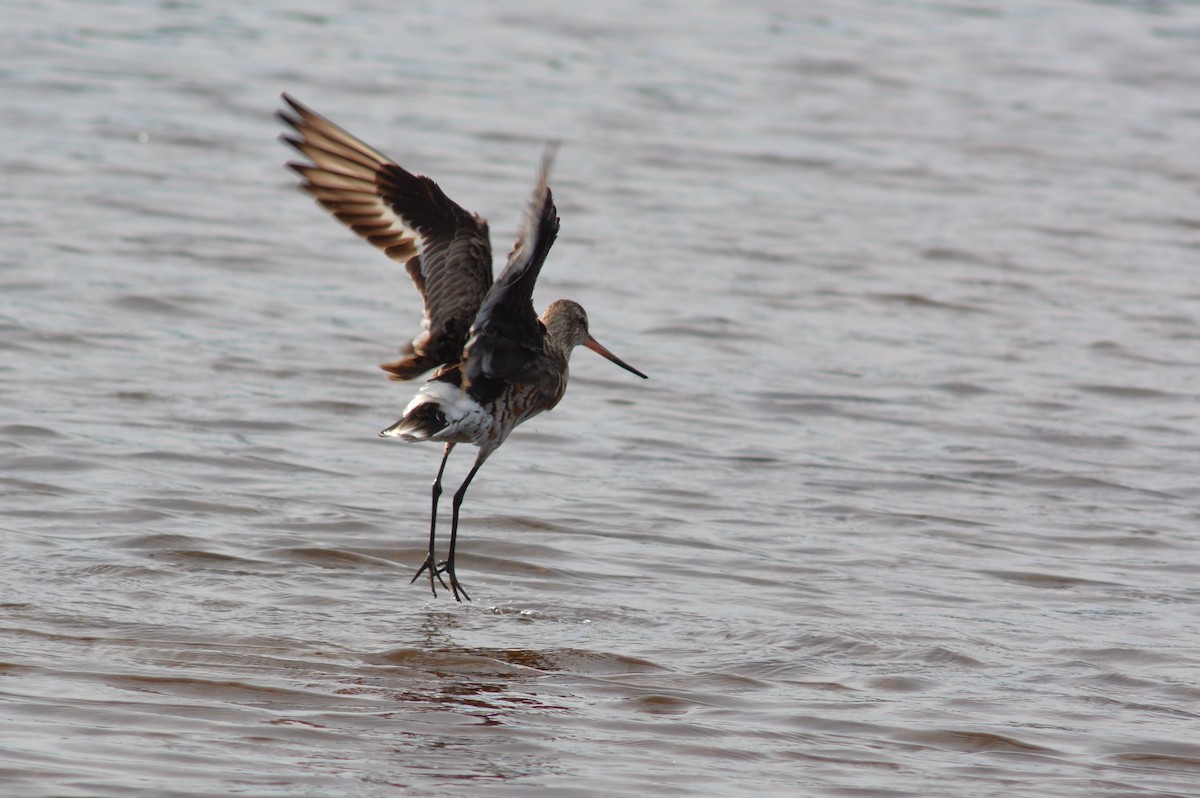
[410,442,454,596]
[441,448,492,603]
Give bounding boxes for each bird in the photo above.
[276,94,647,602]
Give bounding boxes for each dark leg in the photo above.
[411,443,454,596]
[441,449,491,603]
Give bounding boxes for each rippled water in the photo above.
[4,0,1200,795]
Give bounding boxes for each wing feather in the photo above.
[464,145,560,400]
[277,94,494,380]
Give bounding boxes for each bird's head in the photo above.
[542,299,647,379]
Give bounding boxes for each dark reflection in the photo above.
[354,610,572,721]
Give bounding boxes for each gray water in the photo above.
[4,1,1200,796]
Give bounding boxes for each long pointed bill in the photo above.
[584,335,648,379]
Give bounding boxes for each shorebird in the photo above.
[277,95,647,602]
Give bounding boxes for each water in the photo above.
[3,0,1200,795]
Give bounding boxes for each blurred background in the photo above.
[2,1,1199,796]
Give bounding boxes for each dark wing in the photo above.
[276,94,493,380]
[463,145,560,401]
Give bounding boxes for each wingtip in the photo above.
[277,93,323,129]
[539,140,561,175]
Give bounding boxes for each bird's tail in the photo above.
[379,402,448,441]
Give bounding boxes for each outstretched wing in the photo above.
[277,94,493,380]
[464,145,560,400]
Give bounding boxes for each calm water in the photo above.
[3,1,1200,795]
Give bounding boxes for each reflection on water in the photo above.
[4,0,1200,795]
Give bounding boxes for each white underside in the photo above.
[389,380,495,444]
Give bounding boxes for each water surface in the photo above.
[3,1,1200,796]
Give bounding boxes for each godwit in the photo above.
[277,95,647,602]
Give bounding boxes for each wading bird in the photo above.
[277,95,647,601]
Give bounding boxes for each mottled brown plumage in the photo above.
[278,94,493,381]
[277,95,646,601]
